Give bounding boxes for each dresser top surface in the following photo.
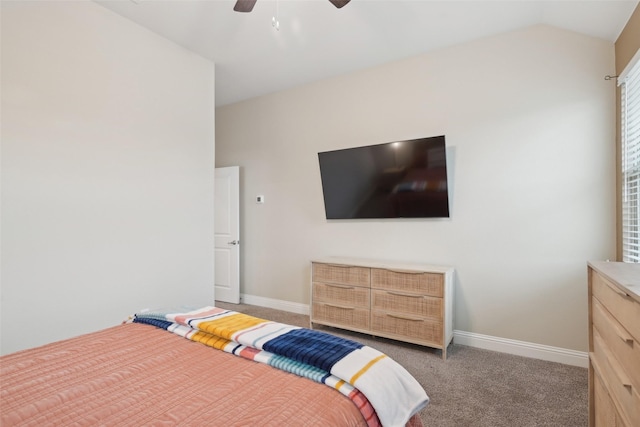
[589,260,640,302]
[312,257,454,274]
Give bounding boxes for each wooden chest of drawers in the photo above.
[311,258,454,359]
[588,261,640,427]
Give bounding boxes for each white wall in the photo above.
[216,25,616,352]
[1,1,216,355]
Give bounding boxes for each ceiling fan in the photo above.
[234,0,351,13]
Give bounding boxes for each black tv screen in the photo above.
[318,136,450,219]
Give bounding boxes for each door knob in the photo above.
[228,240,239,246]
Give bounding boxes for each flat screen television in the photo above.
[318,135,450,219]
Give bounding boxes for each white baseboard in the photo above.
[453,330,588,368]
[241,293,310,315]
[240,294,588,368]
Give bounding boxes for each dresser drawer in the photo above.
[593,366,626,427]
[371,268,443,297]
[593,330,640,426]
[312,263,370,287]
[371,289,442,319]
[312,302,370,330]
[592,298,640,392]
[313,282,369,309]
[592,272,640,342]
[371,310,443,345]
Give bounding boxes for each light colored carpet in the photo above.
[216,301,588,427]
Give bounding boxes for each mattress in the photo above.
[1,322,424,426]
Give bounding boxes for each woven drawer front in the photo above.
[313,263,370,287]
[371,311,442,345]
[312,302,370,330]
[313,282,370,309]
[371,269,443,296]
[371,290,442,319]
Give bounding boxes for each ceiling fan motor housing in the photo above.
[234,0,351,13]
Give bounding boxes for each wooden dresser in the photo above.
[310,258,454,359]
[588,261,640,427]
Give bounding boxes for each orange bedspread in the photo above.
[1,323,424,426]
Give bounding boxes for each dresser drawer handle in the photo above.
[604,280,633,299]
[322,263,352,269]
[382,268,423,275]
[325,283,355,290]
[324,303,355,310]
[387,291,423,298]
[612,323,635,346]
[386,313,423,322]
[612,360,634,390]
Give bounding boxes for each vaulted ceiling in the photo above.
[96,0,639,106]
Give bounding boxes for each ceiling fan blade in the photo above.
[328,0,351,8]
[234,0,257,13]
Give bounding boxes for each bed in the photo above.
[1,306,427,426]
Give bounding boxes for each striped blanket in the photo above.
[133,306,428,427]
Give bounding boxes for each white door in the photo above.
[215,166,240,304]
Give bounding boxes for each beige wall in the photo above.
[1,1,216,354]
[216,25,616,352]
[615,3,640,260]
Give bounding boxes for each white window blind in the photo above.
[621,54,640,263]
